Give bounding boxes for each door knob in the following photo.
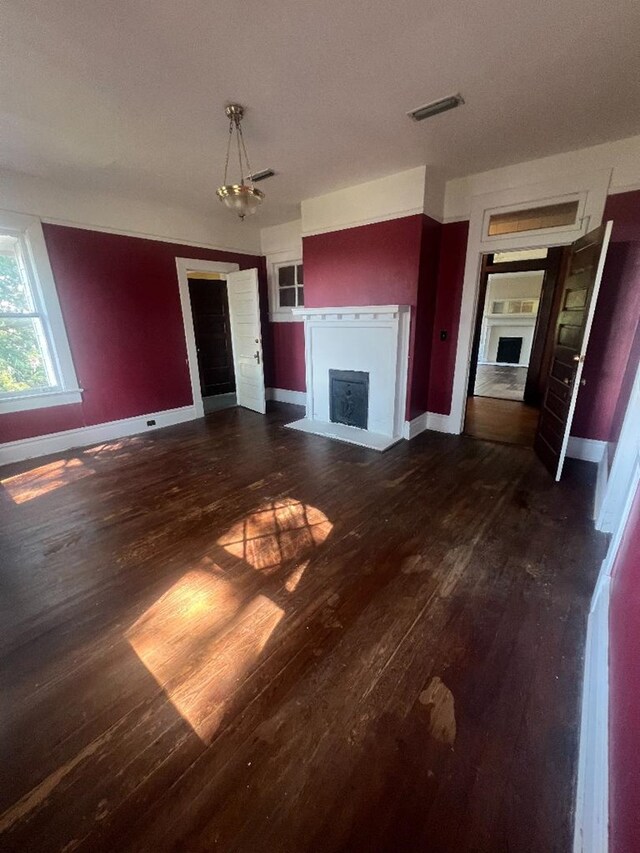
[563,377,571,385]
[254,350,260,364]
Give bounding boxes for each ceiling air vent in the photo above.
[408,94,464,122]
[247,168,276,182]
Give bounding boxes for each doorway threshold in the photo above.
[203,393,237,414]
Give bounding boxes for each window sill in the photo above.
[0,388,83,415]
[269,311,304,323]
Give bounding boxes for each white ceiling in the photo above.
[2,0,640,226]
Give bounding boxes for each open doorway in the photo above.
[464,247,564,446]
[188,272,236,414]
[176,258,266,418]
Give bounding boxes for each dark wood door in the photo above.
[188,278,236,397]
[534,222,612,480]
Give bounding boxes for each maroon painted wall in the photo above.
[272,214,469,418]
[270,322,306,392]
[609,483,640,853]
[573,191,640,441]
[408,215,442,419]
[300,213,445,419]
[1,224,265,444]
[427,220,470,415]
[302,215,423,309]
[302,214,425,415]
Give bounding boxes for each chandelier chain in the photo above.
[222,116,233,186]
[237,121,255,189]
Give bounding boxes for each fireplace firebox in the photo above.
[329,370,369,429]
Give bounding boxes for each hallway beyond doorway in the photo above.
[474,364,528,400]
[465,397,540,446]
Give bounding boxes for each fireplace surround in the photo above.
[286,304,410,451]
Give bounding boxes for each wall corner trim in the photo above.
[0,405,197,467]
[266,388,307,406]
[572,575,610,853]
[403,413,428,440]
[404,410,460,439]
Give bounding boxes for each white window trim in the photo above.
[0,211,82,414]
[267,250,304,322]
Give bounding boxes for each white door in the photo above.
[226,268,266,414]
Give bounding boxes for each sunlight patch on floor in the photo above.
[1,458,94,504]
[217,498,332,573]
[127,567,284,742]
[83,437,145,458]
[127,498,332,742]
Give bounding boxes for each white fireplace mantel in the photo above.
[286,304,410,451]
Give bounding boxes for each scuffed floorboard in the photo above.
[0,403,605,852]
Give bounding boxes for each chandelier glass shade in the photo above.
[216,104,264,220]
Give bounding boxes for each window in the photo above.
[0,213,81,414]
[276,262,304,309]
[1,234,58,395]
[489,298,538,317]
[488,201,579,237]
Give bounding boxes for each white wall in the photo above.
[483,322,535,364]
[479,271,543,365]
[0,167,262,254]
[487,272,544,302]
[260,219,302,256]
[301,166,428,235]
[444,134,640,223]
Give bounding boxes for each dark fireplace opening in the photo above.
[496,336,523,364]
[329,369,369,429]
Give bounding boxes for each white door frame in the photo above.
[596,356,640,534]
[175,257,239,418]
[449,169,612,434]
[573,357,640,853]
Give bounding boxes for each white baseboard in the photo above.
[573,575,609,853]
[266,387,307,406]
[403,412,428,439]
[593,444,609,521]
[404,410,460,440]
[0,405,197,467]
[567,437,607,463]
[426,411,460,434]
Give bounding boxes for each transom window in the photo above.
[0,212,81,414]
[490,298,539,316]
[488,201,579,237]
[276,263,304,309]
[0,234,58,395]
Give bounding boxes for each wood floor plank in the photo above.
[0,404,605,852]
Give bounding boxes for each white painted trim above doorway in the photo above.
[175,258,240,419]
[448,169,612,435]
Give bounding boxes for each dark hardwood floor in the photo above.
[0,404,605,852]
[465,396,541,447]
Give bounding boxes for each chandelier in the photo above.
[216,104,264,221]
